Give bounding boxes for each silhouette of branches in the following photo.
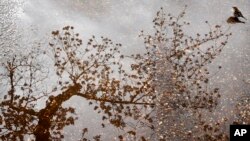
[0,25,155,140]
[1,6,249,141]
[138,7,232,140]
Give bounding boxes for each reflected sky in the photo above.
[13,0,250,140]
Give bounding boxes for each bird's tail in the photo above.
[243,16,247,20]
[240,21,245,24]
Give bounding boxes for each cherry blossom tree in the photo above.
[0,25,155,141]
[1,6,249,141]
[139,7,233,141]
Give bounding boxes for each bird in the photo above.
[227,16,245,24]
[233,6,247,20]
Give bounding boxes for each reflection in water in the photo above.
[0,0,250,140]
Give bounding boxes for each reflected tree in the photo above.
[139,6,232,141]
[0,25,155,140]
[0,5,249,141]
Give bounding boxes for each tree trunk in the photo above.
[34,83,82,140]
[34,113,51,141]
